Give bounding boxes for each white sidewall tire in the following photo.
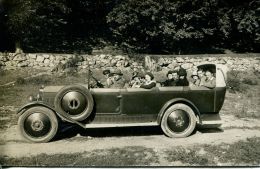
[161,103,196,138]
[18,106,58,143]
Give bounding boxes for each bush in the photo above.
[227,70,246,93]
[227,70,259,93]
[26,75,51,85]
[15,77,26,85]
[242,77,258,85]
[16,75,52,85]
[66,55,81,68]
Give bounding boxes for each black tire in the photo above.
[161,103,196,138]
[54,84,94,121]
[18,106,58,143]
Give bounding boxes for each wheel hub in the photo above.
[68,98,80,110]
[31,120,44,131]
[167,109,190,133]
[61,91,87,116]
[24,113,51,138]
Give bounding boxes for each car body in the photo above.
[17,63,227,142]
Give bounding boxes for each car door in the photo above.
[91,88,121,114]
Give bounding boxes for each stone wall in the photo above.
[0,52,259,72]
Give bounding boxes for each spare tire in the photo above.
[54,84,94,121]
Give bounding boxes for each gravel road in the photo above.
[1,114,260,158]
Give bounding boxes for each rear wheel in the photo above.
[161,103,196,138]
[18,106,58,143]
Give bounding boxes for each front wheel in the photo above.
[161,103,196,138]
[18,106,58,143]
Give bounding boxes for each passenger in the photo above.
[129,71,139,87]
[130,72,145,88]
[162,70,177,86]
[201,70,216,89]
[138,72,156,89]
[103,69,110,77]
[190,71,201,86]
[103,69,113,88]
[108,69,126,88]
[176,67,189,86]
[171,70,179,82]
[197,69,206,86]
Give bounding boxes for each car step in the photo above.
[83,122,159,128]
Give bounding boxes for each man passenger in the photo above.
[172,70,179,82]
[108,69,126,88]
[197,69,206,86]
[201,70,216,89]
[162,70,177,86]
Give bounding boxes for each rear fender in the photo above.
[157,98,201,125]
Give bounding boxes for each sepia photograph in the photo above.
[0,0,259,167]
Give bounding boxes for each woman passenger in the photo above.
[176,68,189,86]
[139,72,156,89]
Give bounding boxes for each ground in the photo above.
[0,67,259,166]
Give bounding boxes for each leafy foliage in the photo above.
[4,0,71,52]
[0,0,259,53]
[3,0,117,53]
[107,0,258,53]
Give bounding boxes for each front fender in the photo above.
[157,98,201,125]
[17,101,87,128]
[17,101,55,116]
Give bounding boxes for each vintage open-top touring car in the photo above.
[17,63,227,142]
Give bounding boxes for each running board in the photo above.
[83,122,159,129]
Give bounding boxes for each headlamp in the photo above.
[28,95,34,102]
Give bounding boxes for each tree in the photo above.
[107,0,259,53]
[107,0,229,54]
[4,0,71,52]
[0,1,10,51]
[228,0,260,52]
[3,0,119,53]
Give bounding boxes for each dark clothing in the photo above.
[162,79,177,86]
[140,81,156,89]
[190,79,201,86]
[176,78,189,86]
[109,77,126,88]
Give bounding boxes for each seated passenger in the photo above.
[137,72,156,89]
[176,67,189,86]
[129,72,145,88]
[197,69,206,86]
[103,69,110,77]
[201,70,216,89]
[129,71,139,87]
[190,71,201,86]
[102,69,113,87]
[108,69,126,88]
[162,70,177,86]
[171,70,179,82]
